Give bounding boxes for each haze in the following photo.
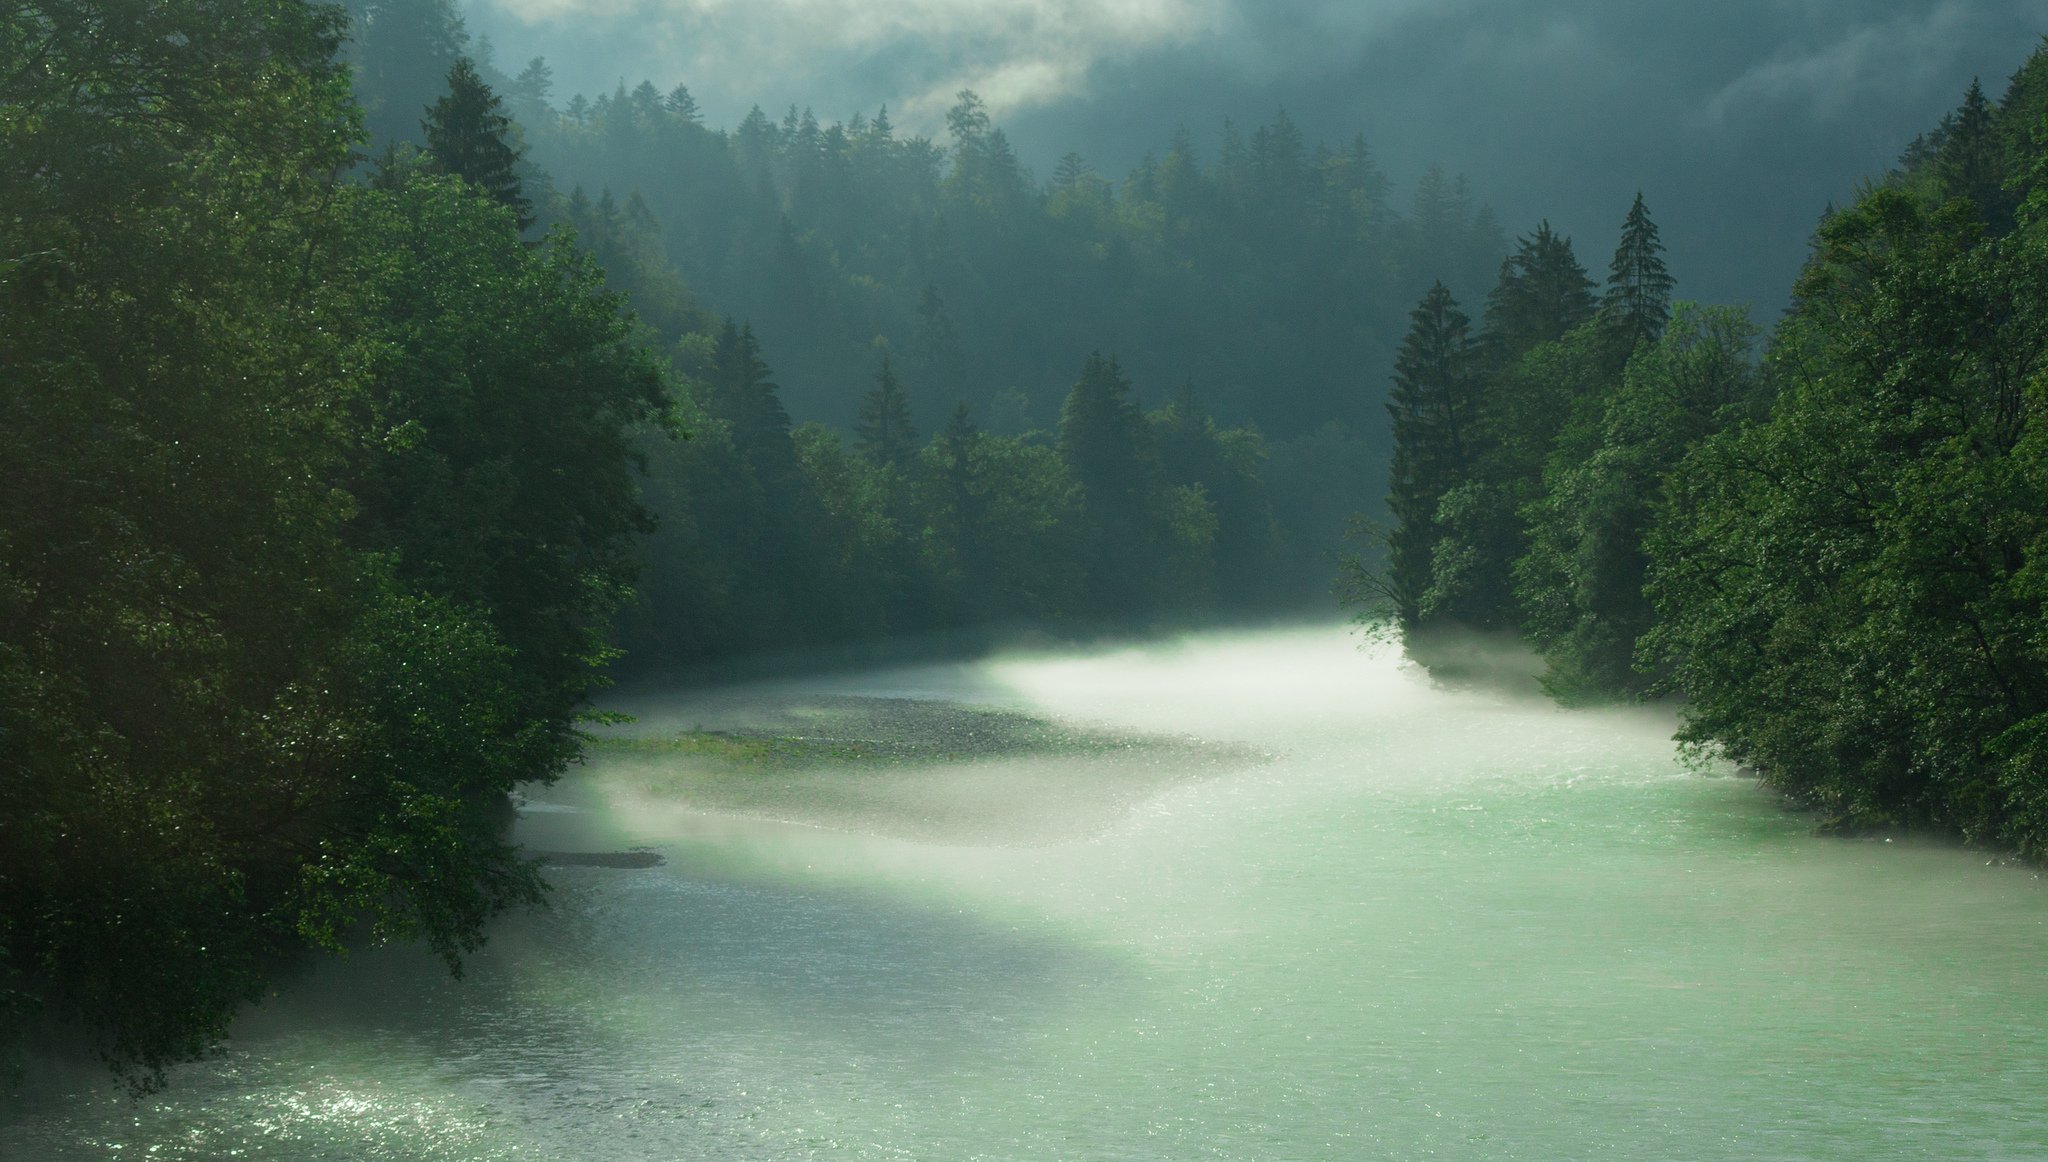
[464,0,2041,308]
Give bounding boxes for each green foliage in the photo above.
[2,0,666,1083]
[856,355,920,468]
[1060,354,1194,615]
[1367,194,1686,649]
[1482,221,1596,364]
[423,57,533,230]
[1381,283,1480,623]
[1518,305,1760,701]
[1645,184,2048,847]
[1601,193,1676,349]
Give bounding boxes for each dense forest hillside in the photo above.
[338,0,1516,620]
[1364,41,2048,852]
[12,0,2042,1092]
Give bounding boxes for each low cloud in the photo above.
[1699,2,1981,129]
[474,0,1236,124]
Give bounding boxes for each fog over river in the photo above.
[7,624,2048,1158]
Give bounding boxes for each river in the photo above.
[6,623,2048,1158]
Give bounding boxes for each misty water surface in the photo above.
[6,624,2047,1158]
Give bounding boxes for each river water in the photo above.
[7,624,2048,1159]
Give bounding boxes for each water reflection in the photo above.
[7,623,2048,1160]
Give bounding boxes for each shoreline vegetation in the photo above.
[1354,40,2048,857]
[7,0,2046,1097]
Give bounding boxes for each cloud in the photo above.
[474,0,1242,124]
[1698,1,1980,128]
[465,0,1506,128]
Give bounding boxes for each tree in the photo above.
[1483,221,1596,363]
[1935,78,2008,227]
[906,284,969,423]
[1645,188,2048,847]
[1053,151,1094,191]
[0,0,671,1086]
[1601,193,1676,349]
[702,320,802,496]
[1516,305,1759,701]
[423,57,532,230]
[1380,284,1479,624]
[1060,353,1174,616]
[856,355,919,468]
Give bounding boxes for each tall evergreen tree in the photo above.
[423,57,532,230]
[1483,221,1595,362]
[856,355,918,468]
[1601,192,1676,349]
[703,321,797,484]
[1935,78,2009,227]
[1383,283,1479,623]
[907,284,969,422]
[1060,353,1166,615]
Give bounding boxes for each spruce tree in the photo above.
[423,57,532,230]
[508,56,552,113]
[1935,79,2008,227]
[1482,221,1595,362]
[703,321,802,497]
[1059,353,1166,614]
[856,355,919,468]
[1384,283,1478,623]
[935,401,987,593]
[1601,192,1675,349]
[907,284,968,421]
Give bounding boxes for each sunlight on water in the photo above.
[9,623,2048,1159]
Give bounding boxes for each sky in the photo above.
[462,0,2044,309]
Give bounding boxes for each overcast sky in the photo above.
[463,0,2043,308]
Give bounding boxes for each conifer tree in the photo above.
[856,355,919,468]
[1601,192,1676,349]
[907,284,968,420]
[703,320,801,495]
[1384,283,1479,623]
[508,57,552,112]
[934,401,987,591]
[1060,353,1167,614]
[665,84,700,122]
[423,57,532,230]
[1053,152,1093,191]
[1936,78,2008,226]
[1482,221,1595,362]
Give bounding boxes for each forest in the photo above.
[4,0,2045,1092]
[1363,46,2048,853]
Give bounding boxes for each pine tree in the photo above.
[906,284,968,421]
[423,57,532,230]
[1936,78,2008,227]
[1601,192,1676,349]
[1060,353,1167,614]
[1482,221,1595,362]
[856,355,919,468]
[933,401,987,595]
[665,83,701,123]
[508,56,551,112]
[1053,152,1093,191]
[1384,283,1479,623]
[703,320,802,498]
